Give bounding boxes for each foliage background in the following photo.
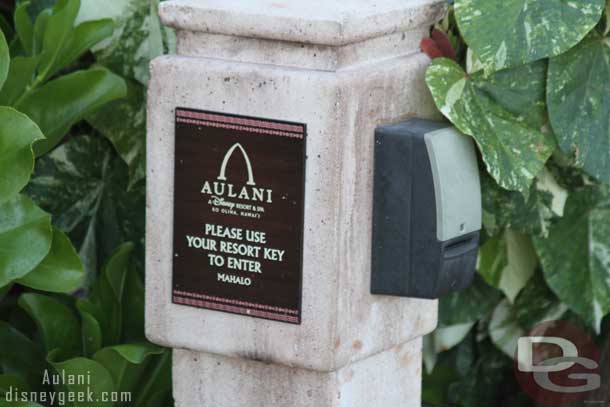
[421,0,610,405]
[1,0,609,406]
[0,0,173,405]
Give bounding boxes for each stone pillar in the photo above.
[146,1,445,406]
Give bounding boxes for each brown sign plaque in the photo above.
[172,108,306,324]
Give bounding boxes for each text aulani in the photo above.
[201,181,272,203]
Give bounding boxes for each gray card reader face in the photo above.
[371,119,482,299]
[424,128,481,242]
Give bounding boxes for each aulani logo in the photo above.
[201,143,273,203]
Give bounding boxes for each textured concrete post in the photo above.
[146,1,445,406]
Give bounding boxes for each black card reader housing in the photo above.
[371,119,481,299]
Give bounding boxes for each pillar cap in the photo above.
[159,0,444,46]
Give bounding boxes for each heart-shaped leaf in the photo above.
[478,230,537,302]
[512,272,567,330]
[439,276,501,327]
[534,186,610,332]
[26,135,144,282]
[481,171,563,238]
[455,0,605,72]
[93,0,174,85]
[547,34,610,183]
[87,80,146,188]
[426,58,555,192]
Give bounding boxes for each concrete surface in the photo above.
[160,0,445,46]
[146,0,444,405]
[147,51,440,371]
[173,339,423,407]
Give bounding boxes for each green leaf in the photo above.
[428,323,475,355]
[49,18,114,77]
[16,68,127,156]
[0,374,31,397]
[478,234,506,287]
[0,28,8,93]
[87,80,146,187]
[489,282,568,358]
[534,186,610,332]
[439,276,501,327]
[423,362,462,405]
[0,284,12,302]
[132,349,171,407]
[0,15,14,43]
[14,2,34,55]
[447,341,515,407]
[32,9,52,56]
[103,242,132,300]
[93,343,163,395]
[478,229,537,302]
[121,263,145,342]
[547,34,610,183]
[488,299,522,358]
[512,272,567,330]
[18,293,81,358]
[0,321,45,390]
[455,0,605,72]
[481,171,564,237]
[78,243,133,346]
[26,135,144,283]
[606,1,610,36]
[76,300,102,357]
[423,338,474,405]
[0,195,52,288]
[426,58,555,192]
[18,227,84,293]
[0,107,45,204]
[94,0,175,85]
[19,0,58,20]
[48,353,115,407]
[38,0,81,80]
[0,57,39,106]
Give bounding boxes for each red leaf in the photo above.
[420,37,444,60]
[431,29,457,61]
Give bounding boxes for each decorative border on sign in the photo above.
[176,109,305,139]
[173,291,300,324]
